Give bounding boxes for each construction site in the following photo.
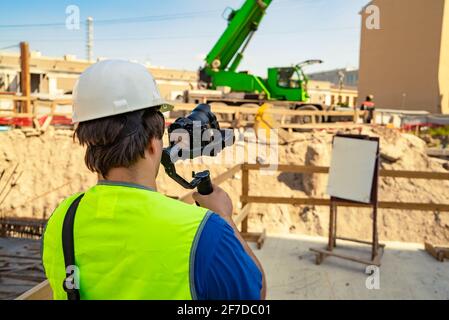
[1,0,449,301]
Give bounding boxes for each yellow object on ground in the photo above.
[254,103,292,144]
[254,103,277,141]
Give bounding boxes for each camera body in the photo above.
[161,104,235,195]
[167,104,233,159]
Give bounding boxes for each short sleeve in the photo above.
[194,213,262,300]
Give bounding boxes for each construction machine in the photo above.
[181,0,340,123]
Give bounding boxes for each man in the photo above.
[42,60,266,300]
[360,94,375,124]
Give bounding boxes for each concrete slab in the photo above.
[0,238,44,300]
[252,233,449,300]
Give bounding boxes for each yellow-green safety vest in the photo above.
[42,181,210,300]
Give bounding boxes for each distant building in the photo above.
[307,80,358,108]
[0,51,359,108]
[358,0,449,114]
[0,52,197,100]
[308,68,359,88]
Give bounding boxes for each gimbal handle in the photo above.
[196,171,213,195]
[161,148,213,195]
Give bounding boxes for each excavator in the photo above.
[182,0,331,123]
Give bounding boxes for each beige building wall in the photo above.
[307,80,358,107]
[358,0,449,114]
[0,52,198,99]
[439,0,449,114]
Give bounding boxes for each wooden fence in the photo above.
[16,162,449,299]
[0,96,367,130]
[177,162,449,250]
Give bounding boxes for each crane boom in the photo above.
[195,0,323,110]
[205,0,272,72]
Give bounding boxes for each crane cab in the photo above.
[266,67,309,102]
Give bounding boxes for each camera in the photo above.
[167,104,234,160]
[161,104,235,195]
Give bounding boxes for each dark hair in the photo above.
[74,107,165,178]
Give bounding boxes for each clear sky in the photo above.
[0,0,368,75]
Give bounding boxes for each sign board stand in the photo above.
[310,134,385,267]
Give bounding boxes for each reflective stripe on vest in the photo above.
[42,183,210,300]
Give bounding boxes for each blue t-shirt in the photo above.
[194,212,262,300]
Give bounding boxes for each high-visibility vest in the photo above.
[42,183,210,300]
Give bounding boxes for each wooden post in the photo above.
[234,111,241,128]
[241,163,249,233]
[328,200,336,251]
[20,42,31,114]
[371,145,380,260]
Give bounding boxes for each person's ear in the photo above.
[147,137,162,155]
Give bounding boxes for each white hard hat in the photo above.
[72,59,174,123]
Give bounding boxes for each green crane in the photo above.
[199,0,323,107]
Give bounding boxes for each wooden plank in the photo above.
[244,163,449,180]
[40,115,53,132]
[310,248,382,267]
[241,164,249,233]
[241,232,263,242]
[32,117,41,131]
[380,170,449,180]
[337,236,386,248]
[257,229,266,249]
[2,100,362,127]
[172,102,362,117]
[241,196,330,206]
[241,195,449,212]
[178,164,242,204]
[278,122,362,129]
[15,280,52,300]
[378,202,449,211]
[0,112,35,118]
[424,242,445,262]
[234,203,252,225]
[0,95,37,102]
[212,164,242,185]
[245,164,330,174]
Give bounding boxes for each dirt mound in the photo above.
[246,126,449,244]
[1,125,448,244]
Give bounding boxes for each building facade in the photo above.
[358,0,449,114]
[308,68,359,88]
[0,51,359,110]
[0,52,197,100]
[307,80,358,108]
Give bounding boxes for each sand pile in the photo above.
[0,125,448,244]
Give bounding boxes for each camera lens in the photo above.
[186,104,219,129]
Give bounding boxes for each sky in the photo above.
[0,0,369,75]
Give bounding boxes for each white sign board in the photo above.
[326,136,378,203]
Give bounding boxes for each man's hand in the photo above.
[192,184,233,218]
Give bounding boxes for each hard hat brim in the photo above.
[159,103,174,113]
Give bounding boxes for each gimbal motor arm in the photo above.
[161,148,213,195]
